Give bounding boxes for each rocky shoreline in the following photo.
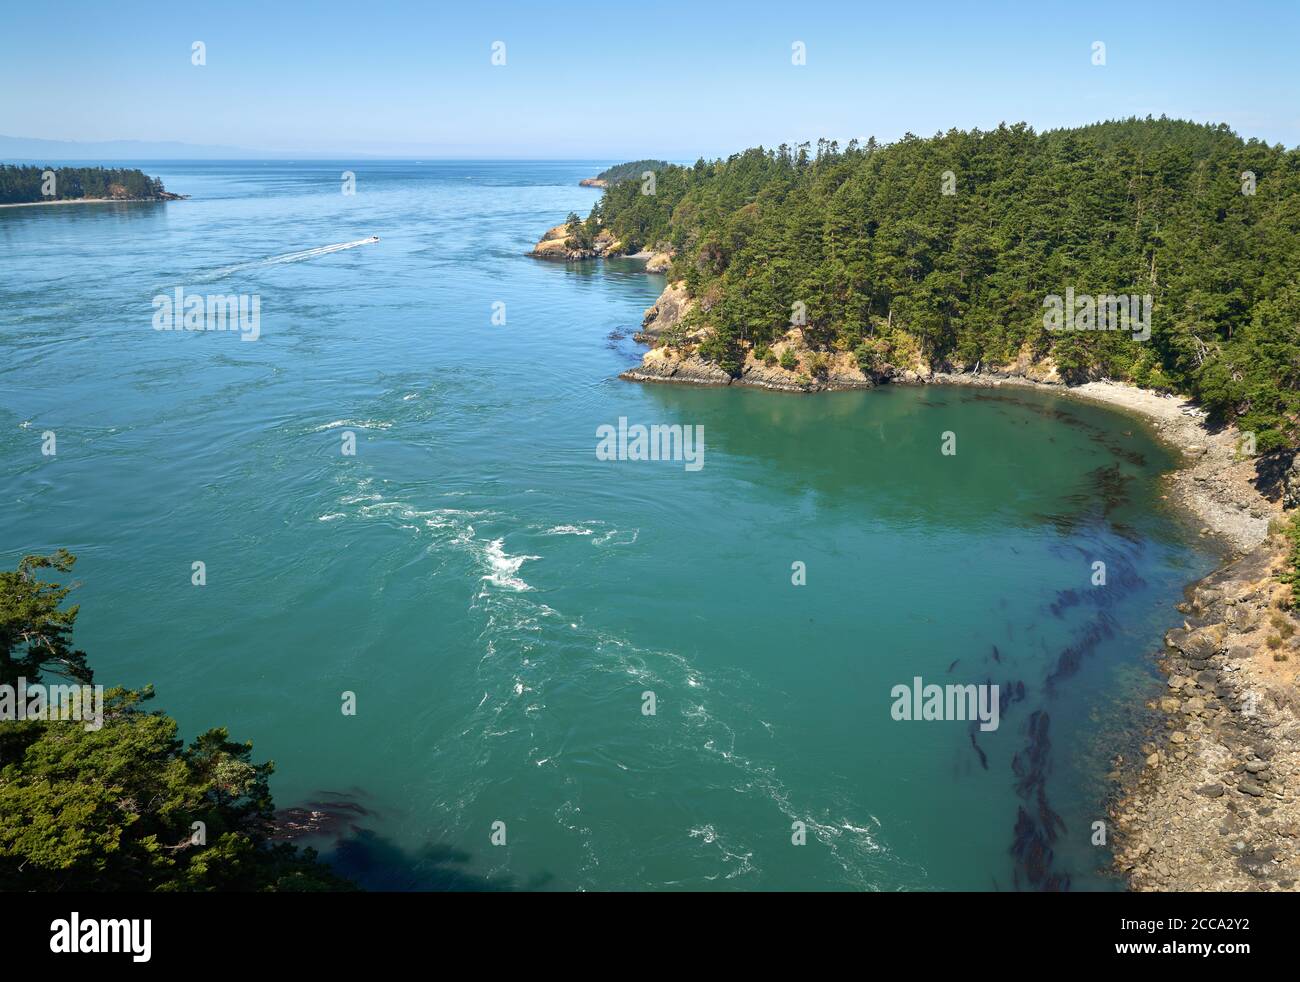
[533,231,1300,890]
[939,377,1299,892]
[625,277,1282,541]
[528,222,621,261]
[1109,538,1300,891]
[527,167,1300,889]
[617,276,1299,891]
[528,222,672,269]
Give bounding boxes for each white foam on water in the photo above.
[688,824,717,844]
[481,538,539,591]
[310,418,392,433]
[199,236,379,280]
[686,825,755,882]
[593,527,638,547]
[542,524,594,536]
[330,483,902,889]
[533,521,637,546]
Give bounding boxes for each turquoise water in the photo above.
[0,161,1216,890]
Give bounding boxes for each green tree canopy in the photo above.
[593,117,1300,450]
[0,552,349,891]
[0,549,90,687]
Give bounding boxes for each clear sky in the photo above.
[2,0,1296,157]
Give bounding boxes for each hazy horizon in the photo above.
[2,0,1297,158]
[1,117,1293,165]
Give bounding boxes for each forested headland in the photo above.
[579,159,670,188]
[591,159,669,185]
[0,164,179,204]
[581,118,1300,451]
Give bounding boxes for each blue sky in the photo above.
[2,0,1296,157]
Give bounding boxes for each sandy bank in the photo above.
[0,195,184,209]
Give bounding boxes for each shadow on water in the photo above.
[273,789,552,891]
[325,830,554,892]
[627,382,1180,541]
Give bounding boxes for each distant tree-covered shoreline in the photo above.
[0,164,173,204]
[591,159,668,185]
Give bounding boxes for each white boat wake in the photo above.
[200,236,379,279]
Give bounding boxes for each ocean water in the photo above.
[0,160,1217,890]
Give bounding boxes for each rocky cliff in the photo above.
[528,224,622,261]
[626,280,1064,392]
[529,221,672,269]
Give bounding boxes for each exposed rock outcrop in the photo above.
[1283,455,1300,510]
[636,281,692,340]
[529,212,675,268]
[644,251,672,274]
[625,333,877,392]
[528,224,621,261]
[626,282,1070,394]
[632,283,874,389]
[621,347,733,386]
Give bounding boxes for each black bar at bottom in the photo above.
[8,889,1281,968]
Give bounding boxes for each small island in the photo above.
[577,159,668,188]
[0,164,185,206]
